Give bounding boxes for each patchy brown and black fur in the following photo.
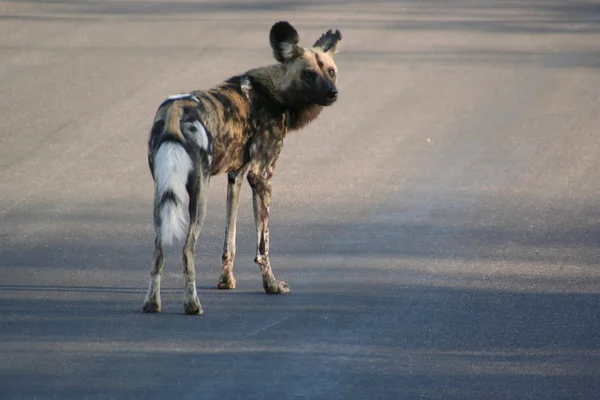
[143,21,342,315]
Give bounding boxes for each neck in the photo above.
[286,104,323,131]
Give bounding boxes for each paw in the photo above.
[263,279,291,295]
[217,274,236,290]
[142,300,161,313]
[184,298,204,315]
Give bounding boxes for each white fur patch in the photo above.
[249,142,259,158]
[241,76,252,99]
[182,120,210,152]
[166,93,200,102]
[280,42,296,61]
[154,142,193,245]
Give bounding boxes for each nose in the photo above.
[327,89,338,100]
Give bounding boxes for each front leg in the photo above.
[217,166,248,290]
[247,170,290,294]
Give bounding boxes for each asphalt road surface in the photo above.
[1,1,599,399]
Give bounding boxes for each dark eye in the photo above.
[328,68,336,78]
[302,69,317,80]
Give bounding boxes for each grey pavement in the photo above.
[1,1,599,399]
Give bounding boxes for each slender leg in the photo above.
[217,167,248,289]
[142,236,165,313]
[183,173,209,315]
[247,170,290,294]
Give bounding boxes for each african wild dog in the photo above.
[142,21,342,315]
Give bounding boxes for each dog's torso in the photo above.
[149,72,325,179]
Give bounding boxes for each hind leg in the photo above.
[143,195,168,313]
[217,166,248,290]
[143,237,165,313]
[183,172,209,315]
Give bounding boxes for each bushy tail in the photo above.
[152,104,192,246]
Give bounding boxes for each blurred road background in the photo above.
[1,1,599,398]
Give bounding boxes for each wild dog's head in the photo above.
[270,21,341,107]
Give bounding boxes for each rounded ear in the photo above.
[270,21,304,63]
[312,29,342,54]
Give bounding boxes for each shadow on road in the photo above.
[2,0,600,35]
[1,278,598,399]
[2,190,599,269]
